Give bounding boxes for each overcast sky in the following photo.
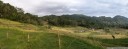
[2,0,128,17]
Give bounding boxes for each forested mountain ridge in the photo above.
[0,0,128,29]
[41,15,128,29]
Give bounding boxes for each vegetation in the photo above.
[0,18,103,49]
[0,1,43,25]
[41,15,128,29]
[98,38,128,47]
[0,26,102,49]
[0,0,128,49]
[0,18,128,49]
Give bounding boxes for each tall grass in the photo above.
[0,28,102,49]
[98,38,128,47]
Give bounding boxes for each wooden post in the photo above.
[28,33,30,42]
[7,19,9,39]
[58,31,61,49]
[6,32,9,39]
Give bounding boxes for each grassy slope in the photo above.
[0,19,103,49]
[0,28,103,49]
[1,18,128,49]
[97,38,128,47]
[0,19,38,32]
[50,26,128,48]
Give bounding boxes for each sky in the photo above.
[2,0,128,17]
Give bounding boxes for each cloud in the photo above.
[2,0,128,17]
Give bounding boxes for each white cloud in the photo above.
[2,0,128,17]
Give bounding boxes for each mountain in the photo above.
[41,15,128,29]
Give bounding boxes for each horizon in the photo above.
[1,0,128,17]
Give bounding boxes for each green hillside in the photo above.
[1,0,128,49]
[0,19,38,32]
[0,18,128,49]
[0,19,103,49]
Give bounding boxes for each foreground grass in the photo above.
[0,28,102,49]
[97,38,128,47]
[1,18,128,49]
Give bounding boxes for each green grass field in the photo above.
[0,18,128,49]
[97,38,128,47]
[0,28,103,49]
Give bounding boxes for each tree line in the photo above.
[0,1,43,25]
[41,14,128,29]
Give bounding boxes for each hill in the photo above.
[0,18,38,32]
[1,0,128,49]
[0,18,103,49]
[41,15,128,29]
[0,16,128,49]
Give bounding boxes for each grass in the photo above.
[97,38,128,47]
[1,18,128,49]
[0,19,38,32]
[0,28,103,49]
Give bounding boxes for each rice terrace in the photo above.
[0,0,128,49]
